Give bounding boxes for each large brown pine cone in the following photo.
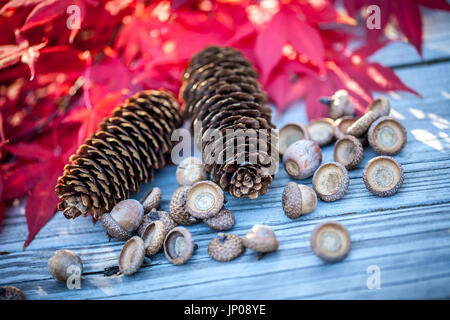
[181,46,278,199]
[55,90,183,220]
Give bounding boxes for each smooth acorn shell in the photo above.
[362,156,404,197]
[283,140,322,179]
[242,224,279,253]
[118,236,145,276]
[310,221,351,262]
[110,199,144,232]
[164,226,195,265]
[282,182,317,219]
[48,249,83,282]
[176,157,208,186]
[312,162,349,202]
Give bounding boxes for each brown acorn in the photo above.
[282,182,317,219]
[118,236,145,275]
[208,233,245,262]
[164,226,195,265]
[48,249,83,282]
[140,220,167,256]
[333,116,357,140]
[310,221,351,262]
[306,118,335,146]
[140,187,161,213]
[169,186,200,225]
[363,156,404,197]
[176,157,208,186]
[346,111,379,137]
[186,181,224,219]
[320,90,356,119]
[279,123,310,156]
[203,208,235,231]
[100,199,144,241]
[312,162,349,202]
[333,135,363,170]
[367,95,391,117]
[0,286,24,300]
[368,116,407,156]
[242,224,279,259]
[283,139,322,180]
[138,209,177,235]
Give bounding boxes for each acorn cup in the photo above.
[55,90,183,221]
[181,46,278,200]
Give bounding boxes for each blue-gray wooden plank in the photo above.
[0,11,450,300]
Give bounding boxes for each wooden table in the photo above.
[1,10,449,300]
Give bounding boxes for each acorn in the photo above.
[0,286,24,300]
[279,123,310,156]
[346,96,390,137]
[138,208,177,235]
[283,139,322,180]
[169,186,200,225]
[368,116,407,155]
[363,156,404,197]
[333,116,356,140]
[186,181,224,219]
[140,220,167,256]
[208,233,245,262]
[320,90,356,119]
[282,182,317,219]
[312,162,349,202]
[48,249,83,282]
[242,225,279,260]
[100,199,144,241]
[203,208,235,231]
[310,221,351,262]
[140,187,162,213]
[176,156,208,186]
[118,236,145,276]
[164,226,195,265]
[306,118,335,146]
[333,135,363,170]
[367,95,391,117]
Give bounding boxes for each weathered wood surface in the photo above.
[1,11,450,300]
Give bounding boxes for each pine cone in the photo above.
[181,46,278,199]
[55,90,183,220]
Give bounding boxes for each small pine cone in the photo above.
[55,90,183,220]
[181,46,278,199]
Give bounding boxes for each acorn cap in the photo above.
[118,236,145,276]
[346,110,379,137]
[0,286,24,300]
[333,116,357,140]
[164,226,195,265]
[169,186,200,225]
[333,135,363,170]
[367,96,391,117]
[176,156,208,186]
[208,233,245,262]
[48,249,83,282]
[312,162,349,202]
[242,224,279,253]
[306,118,335,146]
[138,209,177,235]
[141,220,167,256]
[310,221,351,262]
[282,182,317,219]
[282,139,322,180]
[186,181,224,219]
[279,123,310,155]
[203,208,235,231]
[363,156,404,197]
[141,187,162,213]
[368,116,406,156]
